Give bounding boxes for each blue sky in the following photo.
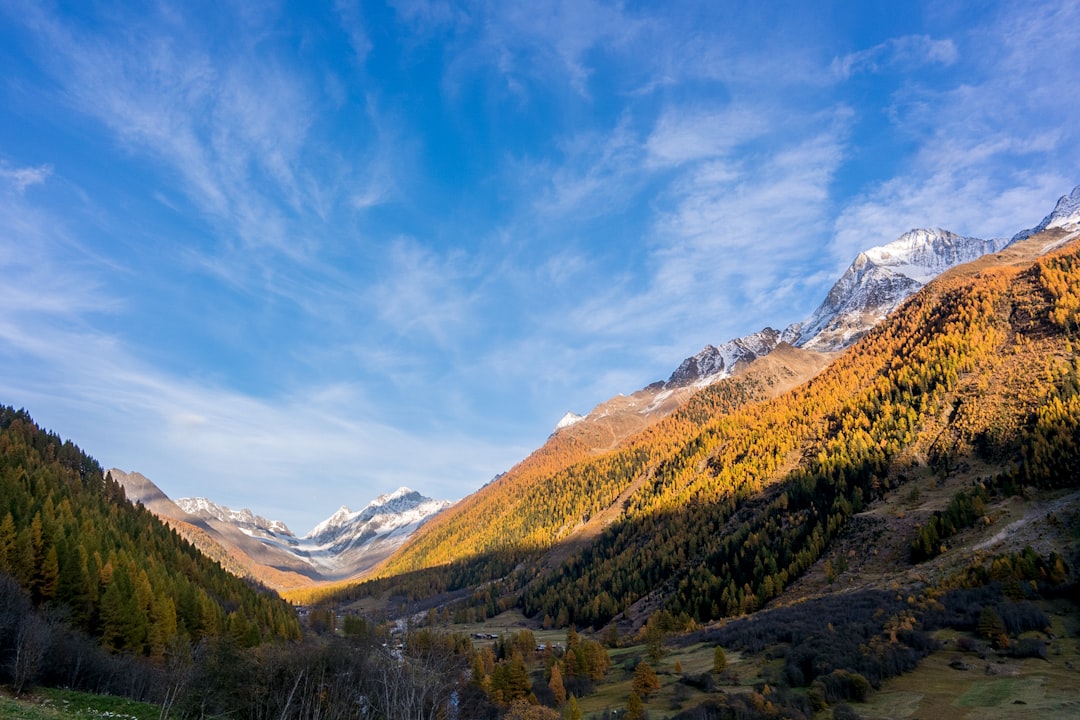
[1,1,1077,533]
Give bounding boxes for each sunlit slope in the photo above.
[522,229,1080,627]
[361,346,830,595]
[340,228,1078,629]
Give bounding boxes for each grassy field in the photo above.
[859,597,1080,720]
[0,688,160,720]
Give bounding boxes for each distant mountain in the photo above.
[287,488,454,577]
[1011,183,1080,240]
[175,496,293,537]
[548,215,1035,458]
[787,184,1080,353]
[112,470,451,590]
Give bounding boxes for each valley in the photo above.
[2,189,1079,719]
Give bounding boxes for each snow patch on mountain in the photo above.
[176,487,452,579]
[661,220,1028,387]
[554,411,586,432]
[176,497,294,537]
[303,487,451,543]
[292,488,454,575]
[665,327,782,388]
[861,228,1006,284]
[1013,185,1080,241]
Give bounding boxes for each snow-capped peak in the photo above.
[1039,184,1080,231]
[304,505,353,539]
[175,497,294,536]
[665,327,782,388]
[862,228,987,284]
[787,228,1009,351]
[555,411,586,431]
[302,487,451,542]
[1010,184,1080,241]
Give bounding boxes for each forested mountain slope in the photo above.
[335,227,1080,630]
[348,343,828,599]
[0,409,301,658]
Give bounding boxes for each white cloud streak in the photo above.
[831,34,958,79]
[831,3,1080,262]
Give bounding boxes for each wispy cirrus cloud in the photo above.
[0,162,52,193]
[831,34,958,79]
[367,238,480,350]
[0,317,520,529]
[4,0,1079,532]
[831,3,1080,261]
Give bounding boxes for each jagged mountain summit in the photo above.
[1012,184,1080,240]
[554,411,586,432]
[656,228,1010,391]
[176,486,452,580]
[175,496,293,536]
[785,228,1011,352]
[301,487,454,551]
[664,327,783,388]
[113,468,451,590]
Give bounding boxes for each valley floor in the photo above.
[860,597,1080,719]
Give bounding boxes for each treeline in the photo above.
[0,585,491,720]
[0,406,300,662]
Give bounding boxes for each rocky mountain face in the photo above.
[369,199,1080,637]
[175,497,293,537]
[784,228,1011,352]
[788,186,1080,353]
[664,327,783,388]
[1011,184,1080,240]
[113,469,451,590]
[292,489,454,577]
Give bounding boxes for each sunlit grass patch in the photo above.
[0,688,159,720]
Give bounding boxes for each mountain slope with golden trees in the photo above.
[328,227,1079,629]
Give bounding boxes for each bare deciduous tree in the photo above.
[11,612,50,695]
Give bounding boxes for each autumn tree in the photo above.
[632,660,660,698]
[548,662,566,705]
[713,645,727,673]
[563,695,582,720]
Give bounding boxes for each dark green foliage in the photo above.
[0,407,300,657]
[670,690,810,719]
[704,590,935,689]
[811,669,871,704]
[911,482,991,561]
[1007,638,1048,659]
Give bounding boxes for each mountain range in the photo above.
[116,185,1080,597]
[4,184,1079,718]
[111,469,451,589]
